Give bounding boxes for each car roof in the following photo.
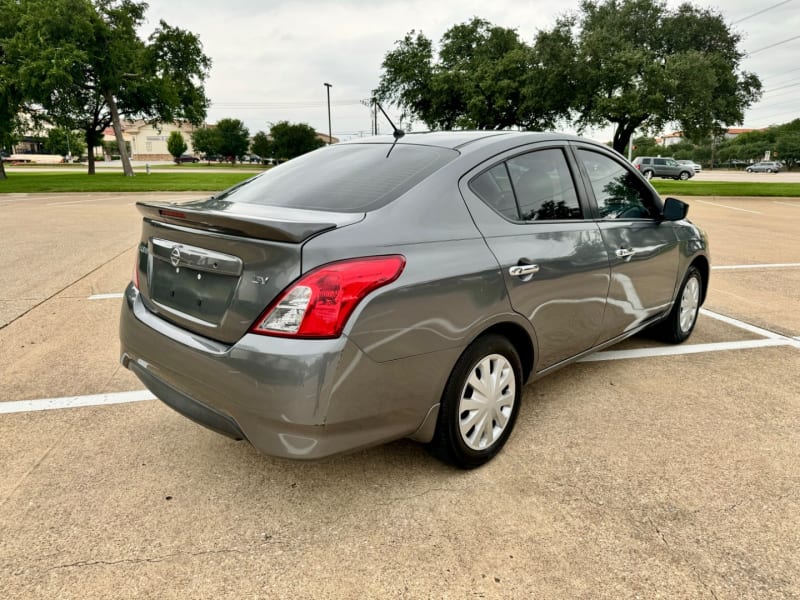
[340,130,600,152]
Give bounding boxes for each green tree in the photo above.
[215,118,249,163]
[541,0,761,153]
[191,126,220,162]
[251,131,273,160]
[376,18,562,130]
[776,133,800,170]
[167,130,187,162]
[2,0,211,176]
[44,128,86,159]
[0,0,24,180]
[268,121,325,160]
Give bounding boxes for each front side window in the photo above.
[578,149,659,220]
[471,148,582,222]
[654,158,667,166]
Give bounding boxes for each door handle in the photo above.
[616,248,636,258]
[509,264,540,277]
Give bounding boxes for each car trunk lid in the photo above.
[134,199,364,344]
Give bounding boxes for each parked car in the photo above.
[746,161,782,173]
[120,132,709,468]
[175,154,200,164]
[632,156,695,180]
[677,159,702,173]
[202,154,223,162]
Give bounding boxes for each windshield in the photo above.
[213,143,459,213]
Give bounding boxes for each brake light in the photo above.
[250,255,406,339]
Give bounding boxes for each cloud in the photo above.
[143,0,800,141]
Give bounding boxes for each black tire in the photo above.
[679,171,690,180]
[651,266,703,344]
[428,334,523,469]
[746,168,753,173]
[643,170,654,180]
[767,168,773,173]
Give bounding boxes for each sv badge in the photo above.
[252,275,270,285]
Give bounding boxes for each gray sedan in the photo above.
[120,131,709,468]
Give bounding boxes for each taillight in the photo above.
[250,255,406,339]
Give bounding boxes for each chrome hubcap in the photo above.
[679,276,700,333]
[458,354,515,451]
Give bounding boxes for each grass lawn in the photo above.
[0,171,257,193]
[651,180,800,197]
[3,170,800,198]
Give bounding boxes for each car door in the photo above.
[572,146,680,341]
[460,144,611,371]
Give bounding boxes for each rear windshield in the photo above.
[213,143,459,213]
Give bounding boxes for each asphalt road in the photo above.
[1,193,798,598]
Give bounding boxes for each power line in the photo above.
[765,80,800,94]
[732,0,794,24]
[749,33,800,55]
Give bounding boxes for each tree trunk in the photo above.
[0,158,7,180]
[612,121,641,156]
[104,91,134,177]
[86,129,96,175]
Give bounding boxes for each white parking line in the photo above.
[0,390,155,415]
[700,308,800,347]
[46,197,118,206]
[580,338,791,362]
[773,201,800,208]
[712,263,800,270]
[3,310,796,415]
[694,200,762,214]
[88,293,125,300]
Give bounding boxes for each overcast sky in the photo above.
[143,0,800,142]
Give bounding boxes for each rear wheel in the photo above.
[643,170,654,180]
[767,168,773,173]
[428,334,522,469]
[652,266,702,344]
[746,168,753,173]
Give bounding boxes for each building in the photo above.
[102,120,204,161]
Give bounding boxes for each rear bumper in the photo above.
[119,285,449,459]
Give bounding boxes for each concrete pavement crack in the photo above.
[647,516,670,548]
[47,548,244,571]
[0,243,135,332]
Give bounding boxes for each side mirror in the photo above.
[662,197,689,221]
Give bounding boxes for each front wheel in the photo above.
[428,334,523,469]
[652,266,703,344]
[746,168,753,173]
[679,171,690,180]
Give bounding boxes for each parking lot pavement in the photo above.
[1,194,799,598]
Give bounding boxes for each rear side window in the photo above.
[470,148,582,221]
[212,144,458,213]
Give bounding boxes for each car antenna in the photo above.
[373,98,404,157]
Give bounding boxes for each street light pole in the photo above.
[323,83,332,145]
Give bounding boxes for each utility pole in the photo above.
[323,83,332,145]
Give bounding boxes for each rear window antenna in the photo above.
[373,99,404,140]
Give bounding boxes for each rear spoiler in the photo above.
[136,200,365,243]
